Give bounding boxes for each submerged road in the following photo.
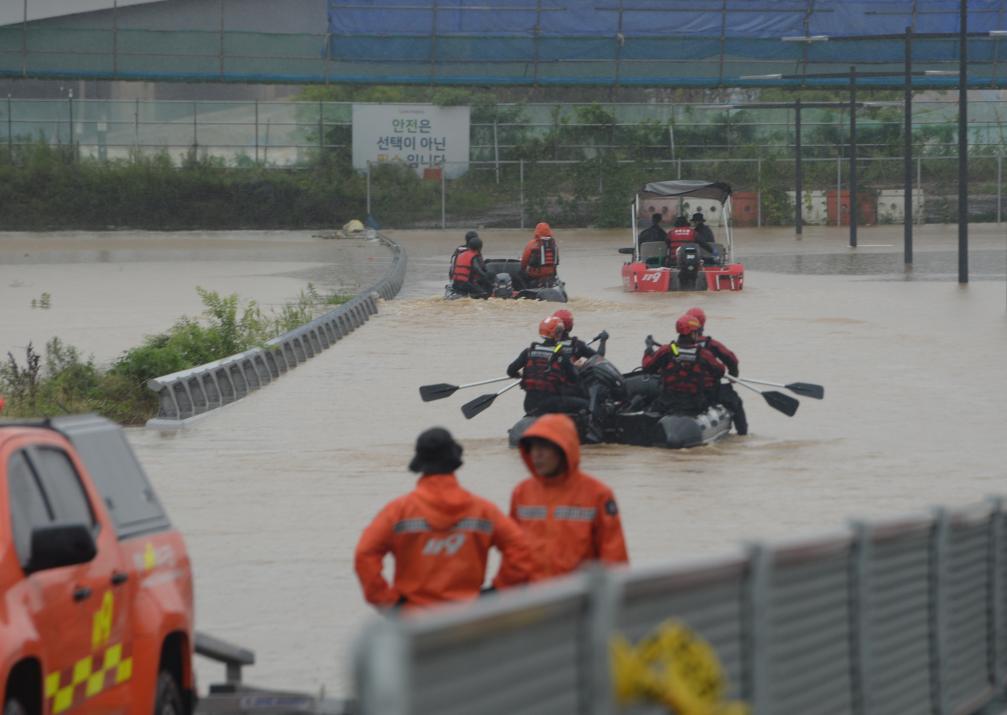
[3,225,1006,695]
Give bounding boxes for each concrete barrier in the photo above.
[145,233,407,427]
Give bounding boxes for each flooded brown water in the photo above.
[3,225,1006,695]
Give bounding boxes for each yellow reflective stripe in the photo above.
[115,658,133,685]
[85,672,105,698]
[102,643,122,669]
[52,686,74,714]
[71,657,92,685]
[671,343,680,357]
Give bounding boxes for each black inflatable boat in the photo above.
[444,258,568,302]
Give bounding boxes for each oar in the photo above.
[725,375,799,417]
[420,376,513,402]
[735,376,824,400]
[461,381,521,420]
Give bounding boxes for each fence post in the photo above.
[7,95,12,161]
[493,119,500,185]
[932,507,951,715]
[254,100,259,164]
[756,158,762,227]
[134,97,139,152]
[67,90,74,157]
[519,158,525,229]
[20,0,27,77]
[987,497,1004,687]
[441,161,446,229]
[318,100,323,153]
[192,101,198,150]
[366,161,372,216]
[850,521,874,715]
[747,544,771,711]
[836,156,842,227]
[998,155,1003,225]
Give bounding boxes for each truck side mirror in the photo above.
[25,524,97,574]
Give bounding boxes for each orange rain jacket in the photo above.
[495,414,628,586]
[355,473,533,608]
[521,222,559,279]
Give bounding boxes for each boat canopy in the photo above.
[638,181,732,204]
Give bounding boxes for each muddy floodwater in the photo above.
[2,225,1005,696]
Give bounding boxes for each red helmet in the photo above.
[552,309,574,333]
[539,316,565,340]
[686,307,706,327]
[676,314,702,336]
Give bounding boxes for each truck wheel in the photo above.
[3,700,27,715]
[154,672,184,715]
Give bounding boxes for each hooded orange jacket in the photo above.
[495,414,628,586]
[355,473,533,608]
[521,223,559,278]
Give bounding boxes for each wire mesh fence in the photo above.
[0,98,1003,228]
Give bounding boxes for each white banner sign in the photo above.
[352,104,470,178]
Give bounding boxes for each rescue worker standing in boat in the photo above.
[354,427,533,610]
[450,235,494,299]
[521,222,560,288]
[665,215,696,267]
[641,314,724,415]
[495,413,628,585]
[687,307,748,435]
[507,316,589,417]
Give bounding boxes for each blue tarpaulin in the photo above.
[326,0,1007,86]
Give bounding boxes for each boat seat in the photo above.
[639,241,667,267]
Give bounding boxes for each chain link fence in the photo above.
[0,97,1003,228]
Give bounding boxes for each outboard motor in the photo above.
[493,272,514,298]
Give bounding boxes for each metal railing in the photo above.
[353,497,1007,715]
[144,232,407,427]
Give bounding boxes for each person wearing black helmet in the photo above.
[691,212,719,263]
[449,234,494,298]
[449,230,479,279]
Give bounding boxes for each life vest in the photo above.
[448,244,467,279]
[529,237,558,268]
[659,342,705,396]
[450,248,479,284]
[669,227,696,244]
[521,341,568,394]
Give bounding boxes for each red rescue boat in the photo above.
[620,180,744,292]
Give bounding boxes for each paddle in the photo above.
[725,375,799,417]
[461,381,522,420]
[735,377,824,400]
[419,376,513,402]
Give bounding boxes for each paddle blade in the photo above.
[419,383,458,402]
[763,390,799,417]
[786,382,824,400]
[461,392,497,419]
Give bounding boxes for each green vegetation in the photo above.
[0,285,350,425]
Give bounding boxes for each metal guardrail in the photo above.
[145,233,407,426]
[353,497,1007,715]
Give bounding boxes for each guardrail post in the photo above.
[355,619,410,715]
[585,567,618,715]
[932,508,951,715]
[988,497,1005,689]
[850,521,874,715]
[746,543,771,711]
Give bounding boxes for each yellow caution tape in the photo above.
[611,620,748,715]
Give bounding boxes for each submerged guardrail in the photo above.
[353,497,1007,715]
[146,233,407,427]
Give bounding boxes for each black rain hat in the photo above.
[409,427,464,474]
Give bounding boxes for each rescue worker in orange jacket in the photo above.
[449,230,479,279]
[642,313,725,415]
[666,215,696,268]
[507,316,588,417]
[495,413,628,585]
[450,235,494,298]
[520,222,559,287]
[686,307,748,435]
[355,427,533,609]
